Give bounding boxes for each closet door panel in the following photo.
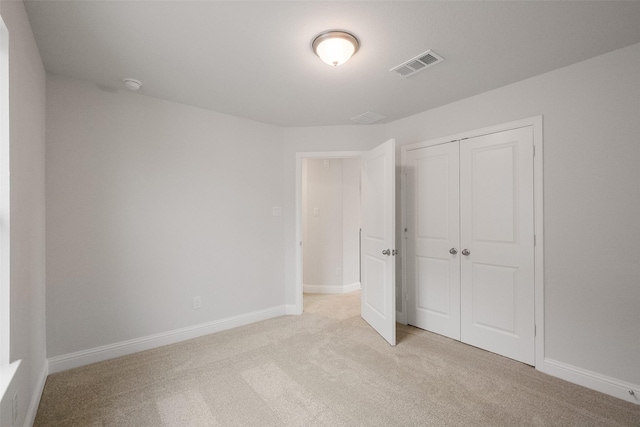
[460,127,535,365]
[406,142,460,340]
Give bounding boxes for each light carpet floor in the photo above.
[35,292,639,426]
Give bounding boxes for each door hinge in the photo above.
[534,235,536,246]
[533,145,536,157]
[405,293,408,302]
[535,324,537,337]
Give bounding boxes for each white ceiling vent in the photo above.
[390,50,444,78]
[351,111,386,125]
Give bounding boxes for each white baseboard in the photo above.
[24,361,48,427]
[48,305,287,374]
[285,304,300,315]
[343,282,361,293]
[303,282,361,294]
[396,310,407,325]
[543,358,639,405]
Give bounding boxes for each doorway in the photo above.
[295,140,397,346]
[302,157,362,295]
[295,151,364,315]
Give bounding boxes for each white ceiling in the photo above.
[24,1,640,127]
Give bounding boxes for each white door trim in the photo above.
[294,151,364,315]
[400,115,544,369]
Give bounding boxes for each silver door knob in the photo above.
[382,249,391,256]
[462,249,470,256]
[449,248,458,255]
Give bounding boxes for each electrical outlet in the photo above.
[192,296,202,309]
[335,267,342,276]
[12,392,18,425]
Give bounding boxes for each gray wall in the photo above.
[0,1,47,426]
[386,43,640,386]
[46,75,285,357]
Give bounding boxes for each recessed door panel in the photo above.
[406,142,461,340]
[364,154,386,242]
[471,263,517,334]
[417,256,450,316]
[364,254,386,316]
[417,156,450,241]
[460,127,534,365]
[472,143,517,243]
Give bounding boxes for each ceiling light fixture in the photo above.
[123,78,142,91]
[312,30,359,67]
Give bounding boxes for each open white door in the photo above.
[361,139,396,345]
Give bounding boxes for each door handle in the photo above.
[449,248,458,255]
[462,249,470,256]
[382,249,391,256]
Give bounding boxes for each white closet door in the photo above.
[459,127,535,365]
[406,142,461,340]
[361,139,396,346]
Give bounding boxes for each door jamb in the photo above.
[400,115,544,369]
[294,151,365,315]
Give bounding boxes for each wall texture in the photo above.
[46,75,285,357]
[0,1,47,426]
[386,43,640,387]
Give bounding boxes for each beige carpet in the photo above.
[35,292,639,426]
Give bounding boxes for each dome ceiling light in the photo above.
[312,30,360,67]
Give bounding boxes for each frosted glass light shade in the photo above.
[312,31,359,67]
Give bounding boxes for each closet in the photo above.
[404,126,535,365]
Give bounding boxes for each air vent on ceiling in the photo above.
[390,50,444,78]
[351,111,386,125]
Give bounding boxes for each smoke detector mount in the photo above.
[123,78,142,91]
